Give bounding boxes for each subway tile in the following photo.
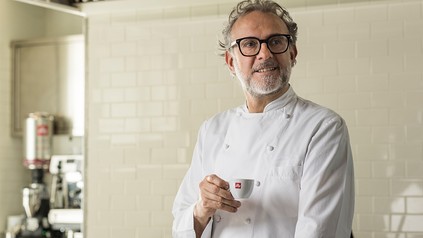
[357,179,390,196]
[391,215,423,232]
[110,134,139,146]
[406,161,423,178]
[406,125,423,142]
[404,20,423,40]
[338,58,371,75]
[355,5,388,23]
[389,108,423,125]
[151,147,179,164]
[370,21,403,40]
[405,92,423,107]
[339,93,371,109]
[405,54,423,73]
[163,164,190,179]
[111,194,137,210]
[103,88,124,102]
[371,92,405,109]
[372,161,406,178]
[138,102,164,117]
[355,161,373,178]
[151,210,173,227]
[137,196,164,211]
[111,42,138,56]
[125,180,150,195]
[125,25,151,41]
[390,143,423,161]
[111,10,138,25]
[356,109,389,126]
[151,179,179,196]
[163,132,190,147]
[388,2,422,21]
[407,197,423,214]
[391,180,423,196]
[356,196,374,213]
[372,126,406,144]
[361,74,391,94]
[110,228,136,238]
[111,103,137,117]
[96,211,125,226]
[355,144,389,160]
[371,56,404,74]
[124,87,151,102]
[124,147,151,165]
[374,196,405,214]
[124,118,151,133]
[323,7,355,25]
[325,41,356,59]
[191,4,219,17]
[358,40,388,58]
[357,214,390,231]
[125,211,150,227]
[99,57,125,73]
[338,22,371,41]
[349,126,373,145]
[389,38,422,57]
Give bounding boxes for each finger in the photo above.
[206,174,229,190]
[199,195,239,213]
[201,188,241,209]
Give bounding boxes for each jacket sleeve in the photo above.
[295,115,355,238]
[172,121,213,238]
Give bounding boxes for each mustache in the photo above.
[252,60,279,72]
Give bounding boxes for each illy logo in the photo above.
[235,182,242,189]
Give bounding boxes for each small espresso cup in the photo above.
[229,178,254,199]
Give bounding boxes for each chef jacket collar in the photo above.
[240,85,296,114]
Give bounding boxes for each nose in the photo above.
[256,42,273,60]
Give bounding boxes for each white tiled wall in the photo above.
[85,0,423,237]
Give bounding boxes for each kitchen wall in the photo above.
[84,0,423,237]
[0,1,83,233]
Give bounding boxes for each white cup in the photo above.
[229,178,254,199]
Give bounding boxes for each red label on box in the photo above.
[235,182,241,189]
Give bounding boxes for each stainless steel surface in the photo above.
[23,113,53,170]
[11,35,85,137]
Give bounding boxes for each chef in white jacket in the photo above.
[172,0,355,237]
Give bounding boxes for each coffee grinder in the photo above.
[17,112,54,238]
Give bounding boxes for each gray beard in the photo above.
[234,59,291,98]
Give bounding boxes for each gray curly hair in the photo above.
[219,0,298,55]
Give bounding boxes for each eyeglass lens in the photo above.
[238,35,289,56]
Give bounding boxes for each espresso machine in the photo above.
[7,113,83,238]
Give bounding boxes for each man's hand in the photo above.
[193,174,241,237]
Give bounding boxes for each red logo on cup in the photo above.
[235,182,242,189]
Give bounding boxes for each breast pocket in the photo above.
[268,161,303,189]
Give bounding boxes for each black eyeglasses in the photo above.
[229,34,292,57]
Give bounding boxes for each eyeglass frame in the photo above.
[229,34,292,57]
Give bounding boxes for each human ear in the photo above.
[290,45,298,67]
[225,51,235,74]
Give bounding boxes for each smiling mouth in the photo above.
[255,67,278,73]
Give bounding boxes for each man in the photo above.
[172,0,354,237]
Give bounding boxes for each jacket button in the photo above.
[214,214,221,223]
[255,181,261,187]
[244,218,251,224]
[225,144,230,150]
[267,145,274,151]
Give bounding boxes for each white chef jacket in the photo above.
[172,86,354,238]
